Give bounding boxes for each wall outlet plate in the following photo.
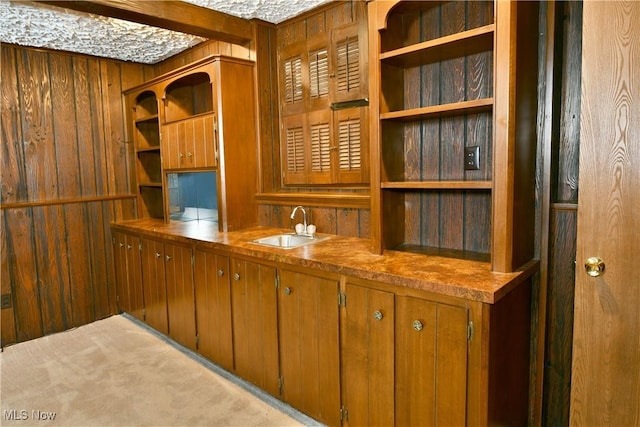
[464,146,480,170]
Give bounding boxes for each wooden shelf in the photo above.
[392,243,491,263]
[138,182,163,188]
[380,24,495,68]
[136,146,161,153]
[162,110,214,126]
[381,98,493,121]
[382,181,492,190]
[135,114,159,124]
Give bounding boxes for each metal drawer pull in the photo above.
[373,310,383,321]
[284,287,292,295]
[233,273,240,281]
[127,244,132,249]
[119,243,124,248]
[413,320,423,332]
[217,269,224,277]
[165,255,171,262]
[155,252,161,258]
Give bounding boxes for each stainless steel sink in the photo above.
[251,233,329,249]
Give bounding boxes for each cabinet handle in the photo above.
[373,310,383,321]
[217,269,224,277]
[165,255,172,262]
[178,152,184,158]
[127,244,132,250]
[155,252,162,258]
[233,273,240,281]
[412,320,423,332]
[119,243,124,248]
[284,287,292,295]
[186,152,193,158]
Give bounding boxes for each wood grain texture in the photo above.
[1,45,145,345]
[571,1,640,425]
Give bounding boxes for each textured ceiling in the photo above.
[0,0,331,64]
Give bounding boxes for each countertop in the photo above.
[111,219,538,304]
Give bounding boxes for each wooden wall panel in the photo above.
[1,45,144,346]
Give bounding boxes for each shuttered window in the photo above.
[309,48,329,99]
[284,56,303,104]
[286,126,305,172]
[336,36,359,94]
[338,117,361,170]
[310,123,331,172]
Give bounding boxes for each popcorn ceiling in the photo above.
[0,2,205,64]
[185,0,332,23]
[0,0,331,64]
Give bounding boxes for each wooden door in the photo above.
[278,269,340,426]
[140,237,168,334]
[194,249,233,371]
[164,242,196,350]
[230,258,279,395]
[124,233,144,321]
[395,296,468,427]
[570,2,640,425]
[341,281,394,427]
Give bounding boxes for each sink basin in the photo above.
[252,233,329,249]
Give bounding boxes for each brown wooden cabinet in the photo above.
[193,248,233,371]
[340,281,395,427]
[368,0,538,273]
[279,21,369,187]
[341,276,531,426]
[395,296,468,426]
[230,257,280,396]
[124,55,259,231]
[277,268,341,426]
[140,236,169,334]
[112,230,144,321]
[163,241,196,351]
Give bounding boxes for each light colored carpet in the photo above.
[0,315,314,427]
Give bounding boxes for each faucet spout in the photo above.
[290,206,307,232]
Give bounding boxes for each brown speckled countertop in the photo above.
[111,219,538,304]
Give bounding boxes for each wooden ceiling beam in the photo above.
[36,0,254,45]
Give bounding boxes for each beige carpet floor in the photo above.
[0,315,316,427]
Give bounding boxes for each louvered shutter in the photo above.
[284,56,303,105]
[286,126,305,173]
[336,36,360,95]
[309,48,329,99]
[311,123,331,172]
[338,117,360,171]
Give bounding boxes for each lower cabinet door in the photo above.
[124,233,144,321]
[140,237,168,335]
[395,296,469,426]
[341,281,395,427]
[164,242,196,351]
[230,258,279,396]
[278,269,341,426]
[194,249,233,371]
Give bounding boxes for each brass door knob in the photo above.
[585,257,605,277]
[413,320,423,332]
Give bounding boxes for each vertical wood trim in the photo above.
[492,0,516,272]
[532,1,556,424]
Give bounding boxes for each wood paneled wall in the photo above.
[1,45,153,345]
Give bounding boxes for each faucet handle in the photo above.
[295,223,305,235]
[306,224,316,236]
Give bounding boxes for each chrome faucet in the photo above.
[290,206,307,234]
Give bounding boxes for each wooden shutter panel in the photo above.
[286,126,305,173]
[311,122,331,172]
[338,117,360,171]
[284,56,303,105]
[309,48,329,99]
[336,36,359,95]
